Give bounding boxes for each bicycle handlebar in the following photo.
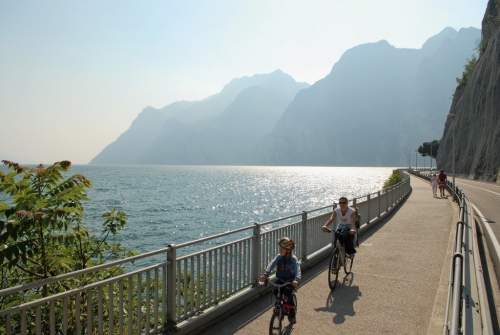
[268,281,293,288]
[325,227,354,234]
[258,279,294,289]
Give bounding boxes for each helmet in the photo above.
[278,237,295,250]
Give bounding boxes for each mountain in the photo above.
[253,27,480,166]
[89,101,195,165]
[90,70,309,165]
[437,1,500,180]
[141,86,292,165]
[91,27,480,167]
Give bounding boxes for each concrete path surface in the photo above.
[198,176,456,335]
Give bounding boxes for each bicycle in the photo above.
[326,227,354,290]
[260,279,298,335]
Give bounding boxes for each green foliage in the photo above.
[0,161,224,334]
[418,140,440,160]
[383,169,404,189]
[456,55,478,87]
[476,38,489,57]
[0,160,137,334]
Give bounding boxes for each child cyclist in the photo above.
[259,237,301,323]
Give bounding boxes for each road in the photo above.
[453,178,500,242]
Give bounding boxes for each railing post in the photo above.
[166,245,176,323]
[252,223,261,286]
[367,194,371,224]
[378,191,381,217]
[386,187,389,212]
[391,185,394,206]
[301,211,308,261]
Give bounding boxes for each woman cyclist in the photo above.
[322,196,357,257]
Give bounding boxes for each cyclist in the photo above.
[260,237,301,323]
[322,196,357,257]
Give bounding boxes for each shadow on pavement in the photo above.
[314,275,361,324]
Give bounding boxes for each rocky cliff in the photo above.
[437,0,500,180]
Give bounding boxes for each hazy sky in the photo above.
[0,0,488,164]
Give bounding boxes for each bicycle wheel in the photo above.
[269,310,283,335]
[344,254,354,275]
[328,248,340,290]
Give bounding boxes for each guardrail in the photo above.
[0,172,411,335]
[408,170,493,334]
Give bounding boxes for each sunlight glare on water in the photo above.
[0,164,394,255]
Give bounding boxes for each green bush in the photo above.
[0,160,137,334]
[456,55,478,87]
[383,169,404,189]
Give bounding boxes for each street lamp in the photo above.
[430,143,433,171]
[415,150,418,171]
[447,113,456,200]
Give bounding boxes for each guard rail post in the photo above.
[301,211,308,261]
[391,185,394,207]
[166,245,176,323]
[386,187,389,211]
[252,223,261,285]
[367,194,371,224]
[378,191,381,217]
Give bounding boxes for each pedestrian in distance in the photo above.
[322,196,357,257]
[438,170,447,197]
[260,237,301,324]
[430,173,438,197]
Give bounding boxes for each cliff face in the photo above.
[437,2,500,180]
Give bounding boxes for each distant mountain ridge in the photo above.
[90,27,480,166]
[254,27,480,166]
[90,70,309,165]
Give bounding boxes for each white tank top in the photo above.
[334,207,355,226]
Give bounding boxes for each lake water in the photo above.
[0,165,393,256]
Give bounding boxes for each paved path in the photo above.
[199,176,456,335]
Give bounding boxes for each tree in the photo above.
[418,140,439,170]
[418,140,439,159]
[0,160,136,333]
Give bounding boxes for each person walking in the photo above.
[438,170,447,197]
[430,173,438,197]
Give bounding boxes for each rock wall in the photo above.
[437,1,500,180]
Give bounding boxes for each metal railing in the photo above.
[409,170,493,334]
[0,173,411,335]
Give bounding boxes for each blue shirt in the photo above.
[264,254,301,283]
